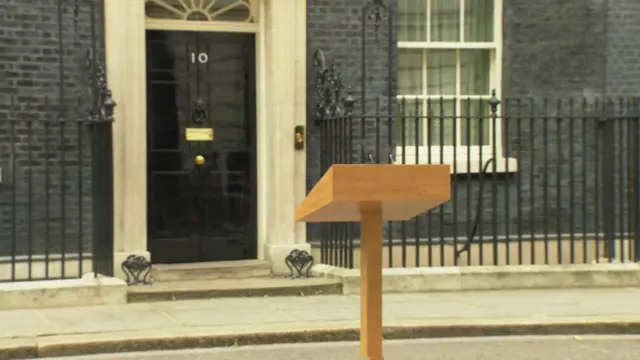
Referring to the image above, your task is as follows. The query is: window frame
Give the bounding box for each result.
[395,0,516,173]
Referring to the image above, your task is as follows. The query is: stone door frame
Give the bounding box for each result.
[104,0,307,276]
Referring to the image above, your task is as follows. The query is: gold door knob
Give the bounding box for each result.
[194,155,205,166]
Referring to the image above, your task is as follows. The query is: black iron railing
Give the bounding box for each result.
[0,106,114,282]
[310,93,640,268]
[0,0,114,282]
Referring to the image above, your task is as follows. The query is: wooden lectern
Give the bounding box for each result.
[296,164,451,360]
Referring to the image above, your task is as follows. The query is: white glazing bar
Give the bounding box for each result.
[399,42,496,49]
[455,49,461,146]
[459,0,465,42]
[426,0,431,42]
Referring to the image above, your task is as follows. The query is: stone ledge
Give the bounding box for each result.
[0,339,36,360]
[311,263,640,295]
[2,321,640,358]
[0,273,127,310]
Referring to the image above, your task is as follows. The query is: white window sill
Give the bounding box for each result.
[393,151,518,175]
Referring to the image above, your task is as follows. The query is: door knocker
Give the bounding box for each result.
[191,98,207,124]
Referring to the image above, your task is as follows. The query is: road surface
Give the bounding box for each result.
[39,335,640,360]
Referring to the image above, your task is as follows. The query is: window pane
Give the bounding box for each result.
[464,0,494,42]
[427,50,456,95]
[460,99,491,146]
[398,0,427,41]
[431,0,460,42]
[460,50,491,96]
[426,100,455,146]
[396,98,423,146]
[398,49,423,95]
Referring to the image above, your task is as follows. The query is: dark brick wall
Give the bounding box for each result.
[1,0,638,264]
[503,0,607,99]
[306,0,398,241]
[484,0,607,240]
[306,0,397,190]
[0,0,105,258]
[306,0,639,254]
[603,0,640,252]
[606,0,640,97]
[496,0,635,247]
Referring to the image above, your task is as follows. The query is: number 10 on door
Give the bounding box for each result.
[191,52,209,64]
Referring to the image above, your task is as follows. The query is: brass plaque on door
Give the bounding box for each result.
[185,128,214,141]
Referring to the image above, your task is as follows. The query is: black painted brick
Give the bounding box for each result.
[2,0,638,264]
[306,0,398,189]
[606,0,640,97]
[306,0,640,260]
[0,0,105,258]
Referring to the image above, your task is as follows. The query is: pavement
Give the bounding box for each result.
[2,287,640,359]
[40,336,640,360]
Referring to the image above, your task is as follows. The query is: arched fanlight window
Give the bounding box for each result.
[145,0,256,23]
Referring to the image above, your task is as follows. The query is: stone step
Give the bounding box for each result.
[151,260,272,282]
[127,277,343,303]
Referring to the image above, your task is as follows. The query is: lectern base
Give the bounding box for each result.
[359,202,384,360]
[295,164,451,360]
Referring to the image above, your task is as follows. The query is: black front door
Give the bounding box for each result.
[146,30,256,264]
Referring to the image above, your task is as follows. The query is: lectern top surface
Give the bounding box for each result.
[295,164,451,223]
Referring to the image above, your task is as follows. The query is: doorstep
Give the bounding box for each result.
[127,277,343,302]
[126,260,342,303]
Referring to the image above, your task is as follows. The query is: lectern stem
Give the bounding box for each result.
[360,202,383,360]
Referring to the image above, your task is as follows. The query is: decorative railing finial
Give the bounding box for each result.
[314,49,348,121]
[488,89,500,116]
[103,88,116,121]
[366,0,389,40]
[86,49,117,122]
[343,87,356,116]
